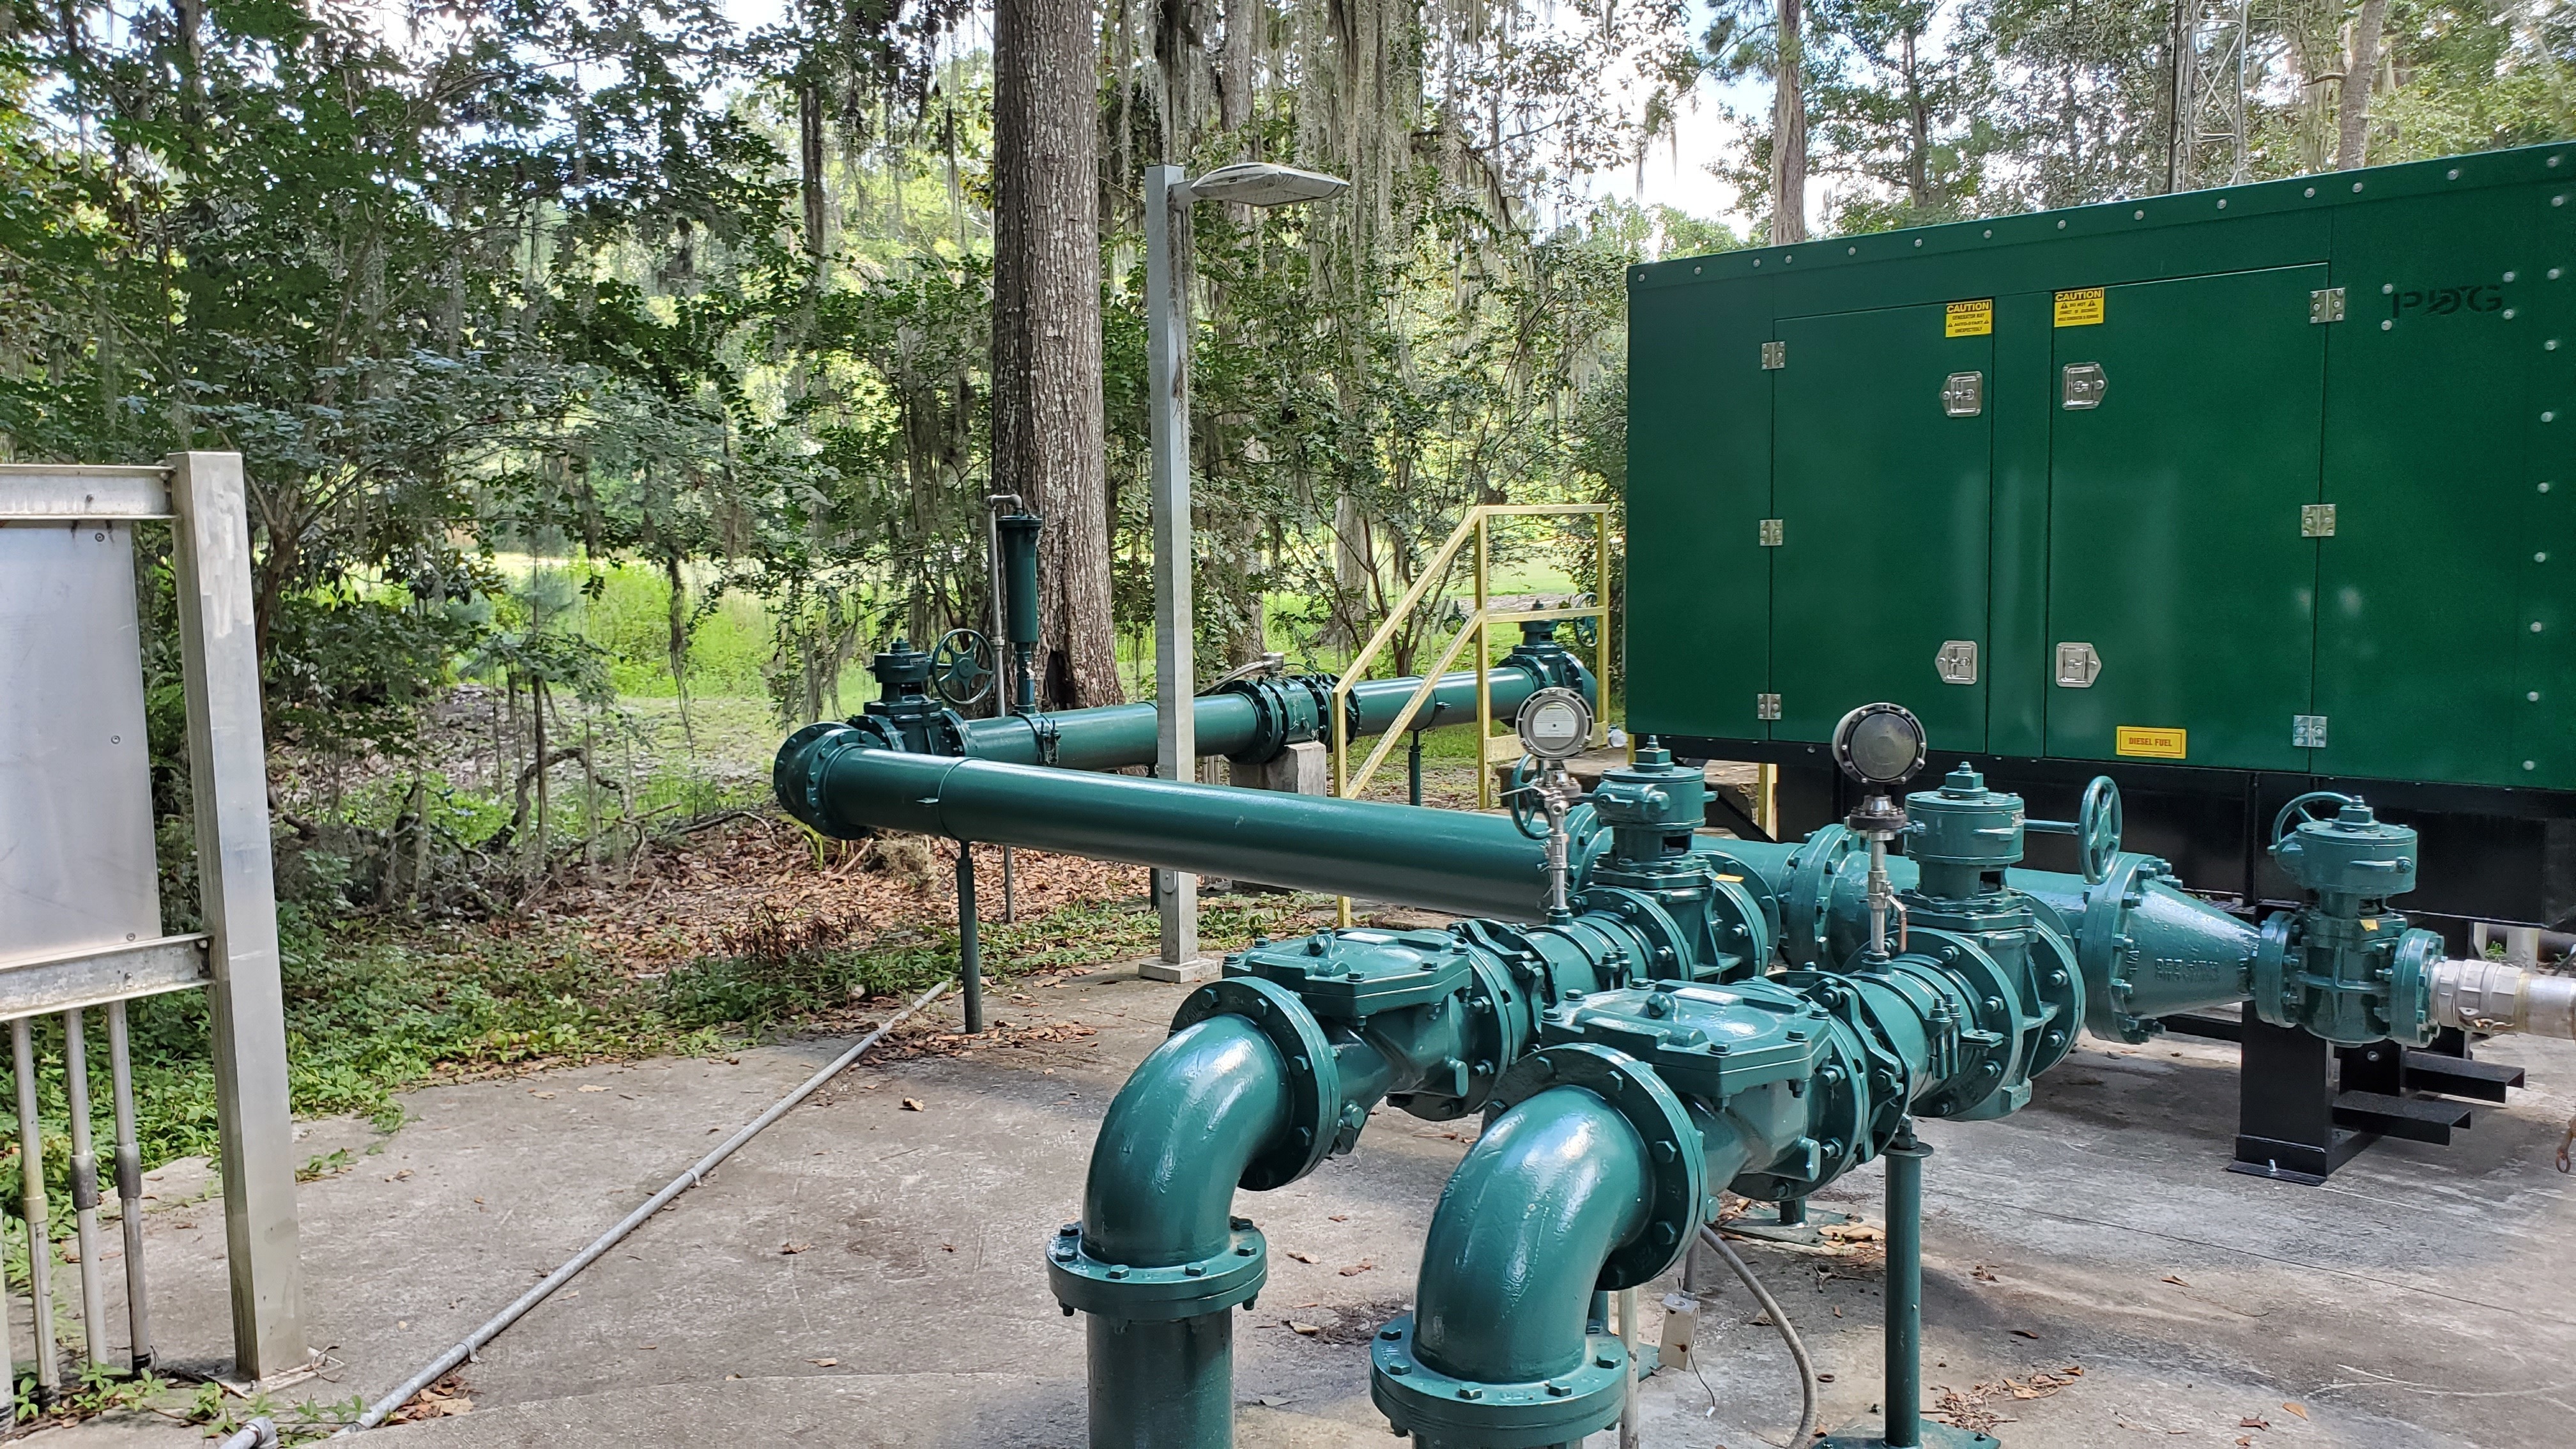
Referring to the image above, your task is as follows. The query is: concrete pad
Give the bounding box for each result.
[29,974,2576,1448]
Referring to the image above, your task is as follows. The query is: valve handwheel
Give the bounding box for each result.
[2270,790,2359,850]
[928,627,997,707]
[2077,775,2124,885]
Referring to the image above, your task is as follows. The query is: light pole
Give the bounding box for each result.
[1144,160,1347,977]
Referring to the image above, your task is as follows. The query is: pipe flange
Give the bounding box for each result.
[775,722,868,837]
[1569,887,1692,984]
[1170,977,1342,1190]
[2248,912,2299,1031]
[1045,1218,1267,1321]
[2078,851,2177,1042]
[1489,1043,1707,1289]
[2388,928,2442,1045]
[1781,825,1860,969]
[1370,1313,1629,1448]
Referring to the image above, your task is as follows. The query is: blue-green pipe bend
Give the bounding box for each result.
[781,737,1554,920]
[1080,1015,1289,1449]
[1411,1085,1652,1386]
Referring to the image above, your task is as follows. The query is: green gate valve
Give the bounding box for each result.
[2255,794,2443,1045]
[1169,978,1344,1190]
[1904,765,2027,901]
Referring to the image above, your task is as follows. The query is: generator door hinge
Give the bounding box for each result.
[2301,502,2337,538]
[2310,288,2347,324]
[2293,714,2329,748]
[1756,693,1782,721]
[1759,518,1784,547]
[1761,341,1786,370]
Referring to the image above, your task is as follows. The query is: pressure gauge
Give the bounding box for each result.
[1515,688,1593,762]
[1832,702,1929,787]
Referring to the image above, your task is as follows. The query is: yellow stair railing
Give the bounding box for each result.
[1328,502,1613,925]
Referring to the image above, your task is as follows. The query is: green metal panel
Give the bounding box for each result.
[1625,141,2576,793]
[1625,276,1774,740]
[1988,294,2057,757]
[1770,302,1993,747]
[2517,183,2576,783]
[2044,265,2328,770]
[2315,192,2538,785]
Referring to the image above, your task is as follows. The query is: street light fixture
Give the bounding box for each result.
[1144,158,1349,979]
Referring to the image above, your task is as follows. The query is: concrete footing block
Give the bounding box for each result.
[1137,956,1220,983]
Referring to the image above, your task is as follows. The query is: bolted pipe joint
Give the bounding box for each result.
[1374,1045,1703,1448]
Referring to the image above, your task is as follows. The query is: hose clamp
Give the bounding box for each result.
[1045,1217,1267,1321]
[1489,1043,1708,1289]
[1370,1312,1630,1448]
[1170,977,1342,1190]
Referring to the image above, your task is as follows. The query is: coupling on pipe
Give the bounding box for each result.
[2430,956,2576,1038]
[1372,1045,1705,1448]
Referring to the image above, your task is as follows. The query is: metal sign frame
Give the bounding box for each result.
[0,454,305,1381]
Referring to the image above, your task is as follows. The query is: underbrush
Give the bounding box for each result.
[1,889,1319,1204]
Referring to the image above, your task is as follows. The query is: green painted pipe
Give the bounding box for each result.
[1080,1015,1289,1449]
[946,652,1576,769]
[779,735,1554,920]
[1410,1085,1652,1390]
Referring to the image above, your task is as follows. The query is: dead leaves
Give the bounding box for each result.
[781,1242,811,1255]
[388,1372,473,1423]
[900,1098,926,1112]
[1929,1366,2085,1434]
[1337,1259,1376,1277]
[1285,1250,1318,1264]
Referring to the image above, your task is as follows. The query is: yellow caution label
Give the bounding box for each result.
[2055,287,2106,326]
[1945,298,1994,337]
[2115,725,2187,760]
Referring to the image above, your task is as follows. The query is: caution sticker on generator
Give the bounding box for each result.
[1945,298,1994,337]
[2054,288,2106,326]
[2115,725,2186,760]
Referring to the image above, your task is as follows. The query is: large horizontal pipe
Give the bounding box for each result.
[853,620,1592,771]
[778,730,1553,920]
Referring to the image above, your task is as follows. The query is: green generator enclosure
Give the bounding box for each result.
[1627,144,2576,927]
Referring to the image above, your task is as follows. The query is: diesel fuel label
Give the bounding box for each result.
[1945,298,1994,337]
[2054,288,2105,326]
[2115,725,2187,760]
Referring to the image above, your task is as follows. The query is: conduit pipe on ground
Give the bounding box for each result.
[217,1418,279,1449]
[331,977,952,1435]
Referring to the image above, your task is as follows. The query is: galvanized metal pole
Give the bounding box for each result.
[167,450,306,1379]
[107,1000,152,1370]
[958,847,985,1034]
[13,1018,57,1404]
[1146,164,1200,969]
[1884,1121,1929,1448]
[62,1008,110,1367]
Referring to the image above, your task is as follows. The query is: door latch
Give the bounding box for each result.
[2055,642,2102,687]
[2061,363,2108,410]
[1942,372,1984,417]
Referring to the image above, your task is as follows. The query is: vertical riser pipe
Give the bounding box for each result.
[1088,1316,1232,1449]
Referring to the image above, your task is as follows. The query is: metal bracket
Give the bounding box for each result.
[2293,714,2329,749]
[1756,693,1782,721]
[2061,362,2108,410]
[1941,371,1984,417]
[2301,502,2337,538]
[1935,640,1979,685]
[2310,287,2347,324]
[1761,341,1786,370]
[1758,518,1784,547]
[2054,642,2102,688]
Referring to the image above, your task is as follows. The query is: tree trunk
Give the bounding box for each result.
[992,0,1120,707]
[1903,28,1930,210]
[799,78,829,276]
[1772,0,1807,244]
[2336,0,2387,172]
[1220,0,1255,134]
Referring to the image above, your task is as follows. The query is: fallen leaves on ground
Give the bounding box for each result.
[808,1357,838,1367]
[388,1371,473,1422]
[781,1242,811,1255]
[1287,1321,1321,1336]
[1285,1250,1318,1264]
[2281,1403,2308,1420]
[1338,1259,1375,1276]
[900,1098,925,1111]
[1930,1366,2086,1433]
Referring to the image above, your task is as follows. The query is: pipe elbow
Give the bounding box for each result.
[1412,1085,1651,1384]
[1081,1015,1291,1269]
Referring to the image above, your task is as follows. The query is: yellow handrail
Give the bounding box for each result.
[1328,502,1614,926]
